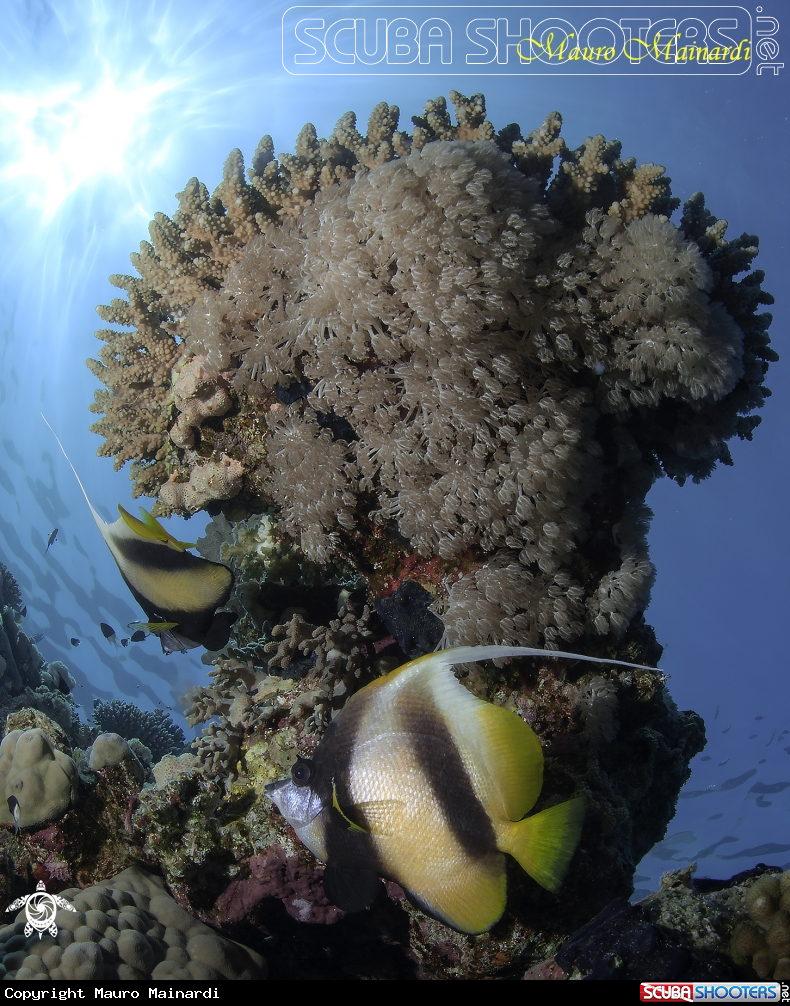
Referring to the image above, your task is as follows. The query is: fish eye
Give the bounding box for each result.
[291,758,314,787]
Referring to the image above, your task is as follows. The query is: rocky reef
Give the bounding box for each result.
[0,561,88,746]
[0,90,776,980]
[523,863,790,981]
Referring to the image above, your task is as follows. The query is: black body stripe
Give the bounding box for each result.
[111,538,233,643]
[315,686,385,906]
[113,536,232,587]
[402,692,497,859]
[122,576,214,644]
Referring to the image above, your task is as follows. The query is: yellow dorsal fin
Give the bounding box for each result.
[117,505,196,552]
[332,782,367,834]
[138,508,196,551]
[470,702,544,821]
[497,797,585,893]
[118,505,168,542]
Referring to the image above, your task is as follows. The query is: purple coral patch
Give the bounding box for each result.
[215,846,345,925]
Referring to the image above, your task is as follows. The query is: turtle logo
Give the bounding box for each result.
[6,880,76,939]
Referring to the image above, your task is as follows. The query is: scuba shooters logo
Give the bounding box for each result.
[282,6,753,75]
[5,880,76,939]
[640,983,790,1001]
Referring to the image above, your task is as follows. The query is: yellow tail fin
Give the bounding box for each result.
[498,797,585,893]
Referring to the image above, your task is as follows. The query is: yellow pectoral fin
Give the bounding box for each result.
[348,800,404,837]
[332,782,367,834]
[498,797,585,893]
[132,621,178,633]
[331,785,402,836]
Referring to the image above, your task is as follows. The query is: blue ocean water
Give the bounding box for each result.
[0,0,787,907]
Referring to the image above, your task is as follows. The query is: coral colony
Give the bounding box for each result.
[0,93,775,979]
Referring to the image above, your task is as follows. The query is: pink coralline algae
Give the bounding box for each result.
[215,846,345,925]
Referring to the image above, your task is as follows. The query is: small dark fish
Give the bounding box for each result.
[719,760,729,766]
[700,756,712,762]
[19,605,26,618]
[130,630,147,643]
[755,715,765,721]
[45,528,58,553]
[120,637,130,647]
[100,622,117,645]
[30,630,45,644]
[722,726,731,734]
[713,704,720,721]
[7,796,20,836]
[748,734,758,740]
[49,665,71,696]
[70,637,80,647]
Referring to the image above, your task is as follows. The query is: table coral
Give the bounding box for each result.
[89,90,773,659]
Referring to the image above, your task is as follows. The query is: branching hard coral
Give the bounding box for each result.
[186,674,318,781]
[264,604,373,682]
[91,701,185,762]
[184,605,374,782]
[90,91,774,657]
[191,721,245,781]
[184,657,282,731]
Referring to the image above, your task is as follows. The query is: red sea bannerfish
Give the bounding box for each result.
[266,644,660,934]
[43,417,236,654]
